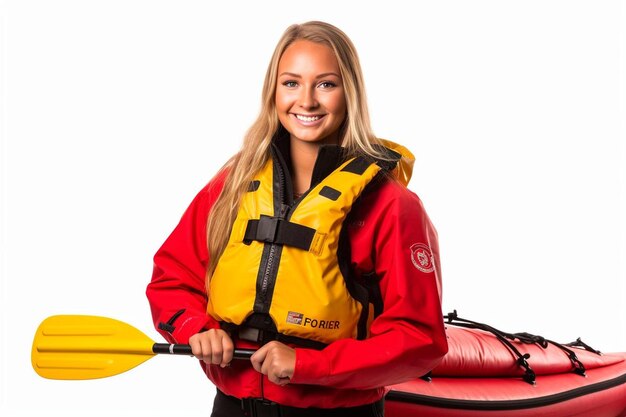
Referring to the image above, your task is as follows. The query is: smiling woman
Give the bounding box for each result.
[146,20,447,417]
[4,2,623,416]
[275,40,348,195]
[275,40,347,145]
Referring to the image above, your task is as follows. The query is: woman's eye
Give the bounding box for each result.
[283,81,298,88]
[319,81,336,89]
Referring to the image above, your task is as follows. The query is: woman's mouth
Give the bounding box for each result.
[292,113,326,126]
[296,114,322,122]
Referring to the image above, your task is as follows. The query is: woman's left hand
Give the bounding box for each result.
[250,341,295,386]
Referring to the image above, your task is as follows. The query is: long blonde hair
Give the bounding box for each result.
[206,21,388,284]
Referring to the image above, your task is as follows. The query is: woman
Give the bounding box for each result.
[147,21,447,417]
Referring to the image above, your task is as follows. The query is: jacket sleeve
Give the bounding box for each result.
[145,172,226,345]
[289,181,448,389]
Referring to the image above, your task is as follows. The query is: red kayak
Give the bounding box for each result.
[385,312,626,417]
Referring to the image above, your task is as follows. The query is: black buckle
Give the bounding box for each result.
[241,397,282,417]
[238,327,279,345]
[256,215,280,243]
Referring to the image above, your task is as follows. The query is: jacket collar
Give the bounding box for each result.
[271,129,347,195]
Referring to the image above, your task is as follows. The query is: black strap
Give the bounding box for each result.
[220,321,328,350]
[244,215,316,250]
[362,271,384,318]
[274,332,328,350]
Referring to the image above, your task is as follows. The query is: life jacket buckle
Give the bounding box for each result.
[256,215,280,243]
[238,326,279,345]
[238,326,261,343]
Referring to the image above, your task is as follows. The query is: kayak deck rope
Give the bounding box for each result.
[565,337,602,355]
[444,310,602,385]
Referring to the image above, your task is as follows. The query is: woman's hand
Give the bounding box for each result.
[250,341,295,386]
[188,328,234,368]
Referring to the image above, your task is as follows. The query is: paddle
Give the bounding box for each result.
[31,315,255,380]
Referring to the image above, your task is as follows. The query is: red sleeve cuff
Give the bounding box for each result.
[290,348,330,384]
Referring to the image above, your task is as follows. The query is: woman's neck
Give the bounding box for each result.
[289,140,320,196]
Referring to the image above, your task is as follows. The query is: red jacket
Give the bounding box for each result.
[146,145,448,408]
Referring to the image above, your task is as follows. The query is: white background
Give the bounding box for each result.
[2,1,625,415]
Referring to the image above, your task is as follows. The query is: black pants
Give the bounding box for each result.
[211,389,384,417]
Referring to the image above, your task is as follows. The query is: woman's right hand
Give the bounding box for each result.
[188,328,234,368]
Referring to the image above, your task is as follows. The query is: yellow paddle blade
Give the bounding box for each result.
[32,315,156,380]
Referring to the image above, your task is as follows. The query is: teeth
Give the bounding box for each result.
[296,114,321,122]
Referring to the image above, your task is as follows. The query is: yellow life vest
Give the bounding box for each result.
[207,143,407,345]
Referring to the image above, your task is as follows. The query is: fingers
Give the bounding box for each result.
[188,329,234,367]
[250,341,295,386]
[250,343,267,374]
[187,332,295,385]
[220,332,234,365]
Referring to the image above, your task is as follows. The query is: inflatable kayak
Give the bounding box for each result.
[385,311,626,417]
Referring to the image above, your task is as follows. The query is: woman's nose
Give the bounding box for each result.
[298,87,319,109]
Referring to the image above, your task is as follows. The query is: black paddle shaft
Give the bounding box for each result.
[152,343,255,360]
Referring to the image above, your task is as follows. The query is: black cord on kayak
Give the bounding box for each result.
[444,311,536,385]
[444,310,592,381]
[565,337,602,355]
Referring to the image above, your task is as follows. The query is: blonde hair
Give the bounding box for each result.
[206,21,388,283]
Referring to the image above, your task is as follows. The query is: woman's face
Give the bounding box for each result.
[275,40,347,146]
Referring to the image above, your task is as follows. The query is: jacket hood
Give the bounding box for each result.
[379,138,415,187]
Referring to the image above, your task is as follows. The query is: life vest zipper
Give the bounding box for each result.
[260,245,277,301]
[254,148,290,313]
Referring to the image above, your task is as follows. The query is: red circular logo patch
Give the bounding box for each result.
[410,243,434,273]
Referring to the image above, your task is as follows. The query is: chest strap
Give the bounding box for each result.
[243,215,316,251]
